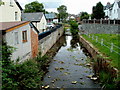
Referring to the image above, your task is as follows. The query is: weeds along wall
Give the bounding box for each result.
[81,23,120,34]
[38,26,64,56]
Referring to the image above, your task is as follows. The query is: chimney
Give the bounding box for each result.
[107,2,110,5]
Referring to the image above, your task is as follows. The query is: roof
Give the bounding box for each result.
[45,13,56,19]
[104,3,113,10]
[0,21,29,31]
[29,22,39,34]
[118,1,120,8]
[14,0,23,11]
[22,12,44,22]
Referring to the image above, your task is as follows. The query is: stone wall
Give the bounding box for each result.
[82,23,120,34]
[39,26,64,56]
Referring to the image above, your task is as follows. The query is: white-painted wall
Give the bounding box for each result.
[111,1,119,19]
[53,19,58,23]
[104,0,120,19]
[33,15,47,33]
[0,0,21,22]
[5,24,32,62]
[39,15,47,33]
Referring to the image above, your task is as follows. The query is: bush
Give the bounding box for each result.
[69,20,79,35]
[2,42,49,89]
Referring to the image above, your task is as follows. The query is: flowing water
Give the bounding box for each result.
[43,34,101,88]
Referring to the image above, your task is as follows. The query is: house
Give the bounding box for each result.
[104,0,120,19]
[0,0,22,22]
[111,0,120,19]
[45,13,58,23]
[66,14,76,21]
[1,21,39,62]
[104,2,113,19]
[22,12,47,33]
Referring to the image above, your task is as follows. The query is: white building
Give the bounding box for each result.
[104,0,120,19]
[22,12,47,33]
[1,21,39,62]
[0,0,22,22]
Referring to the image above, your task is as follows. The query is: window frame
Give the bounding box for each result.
[15,12,18,21]
[14,32,19,45]
[22,30,27,43]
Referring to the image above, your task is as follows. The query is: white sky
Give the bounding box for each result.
[18,0,115,14]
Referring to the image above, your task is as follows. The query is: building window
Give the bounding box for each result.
[22,31,27,43]
[15,32,19,44]
[114,10,115,13]
[117,9,119,13]
[10,0,13,6]
[15,12,18,21]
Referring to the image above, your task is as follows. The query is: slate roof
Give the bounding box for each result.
[118,1,120,8]
[0,21,28,31]
[22,12,44,22]
[45,13,56,19]
[104,3,113,10]
[0,21,39,34]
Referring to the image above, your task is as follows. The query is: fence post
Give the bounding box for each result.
[108,19,110,24]
[92,35,94,40]
[101,38,103,46]
[89,34,90,38]
[96,36,98,42]
[94,18,96,24]
[114,20,116,24]
[110,43,113,53]
[100,18,103,24]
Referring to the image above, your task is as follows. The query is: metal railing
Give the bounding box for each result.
[38,24,62,40]
[83,19,120,25]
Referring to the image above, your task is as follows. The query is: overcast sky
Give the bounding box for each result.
[18,0,115,14]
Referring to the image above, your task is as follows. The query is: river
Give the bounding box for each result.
[43,34,101,88]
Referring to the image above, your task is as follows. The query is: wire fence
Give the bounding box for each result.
[83,33,120,55]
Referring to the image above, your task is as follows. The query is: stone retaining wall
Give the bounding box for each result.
[39,26,64,56]
[82,24,120,34]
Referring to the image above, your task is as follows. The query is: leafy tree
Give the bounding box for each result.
[24,1,45,13]
[57,5,68,22]
[2,41,48,89]
[69,20,78,36]
[80,12,89,21]
[91,2,105,19]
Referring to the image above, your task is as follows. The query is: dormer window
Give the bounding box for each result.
[10,0,13,7]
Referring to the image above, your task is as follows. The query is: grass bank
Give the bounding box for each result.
[81,34,120,88]
[82,34,120,69]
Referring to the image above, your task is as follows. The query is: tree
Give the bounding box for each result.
[80,12,89,21]
[57,5,68,22]
[24,1,45,13]
[91,2,105,19]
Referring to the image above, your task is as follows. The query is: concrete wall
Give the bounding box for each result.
[82,23,120,34]
[39,26,64,56]
[0,0,21,22]
[5,24,31,62]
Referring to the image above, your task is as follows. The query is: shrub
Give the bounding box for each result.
[69,20,79,35]
[2,42,49,89]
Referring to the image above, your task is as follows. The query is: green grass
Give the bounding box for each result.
[81,34,120,69]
